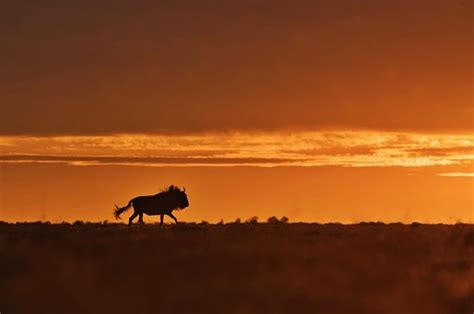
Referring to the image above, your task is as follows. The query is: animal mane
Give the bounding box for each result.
[154,185,188,210]
[157,185,181,195]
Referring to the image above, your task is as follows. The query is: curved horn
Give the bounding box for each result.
[182,187,186,192]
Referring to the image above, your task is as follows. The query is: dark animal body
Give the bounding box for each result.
[114,185,189,226]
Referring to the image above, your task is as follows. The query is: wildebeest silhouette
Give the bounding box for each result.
[114,185,189,226]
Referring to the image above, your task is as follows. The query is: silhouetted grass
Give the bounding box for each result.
[0,222,472,314]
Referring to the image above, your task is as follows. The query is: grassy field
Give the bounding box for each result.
[0,222,472,314]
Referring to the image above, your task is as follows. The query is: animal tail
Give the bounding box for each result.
[114,200,133,219]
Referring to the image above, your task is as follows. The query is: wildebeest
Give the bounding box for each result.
[114,185,189,226]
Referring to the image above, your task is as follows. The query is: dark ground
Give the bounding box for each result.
[0,222,472,314]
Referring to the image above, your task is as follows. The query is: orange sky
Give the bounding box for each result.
[1,162,472,223]
[0,1,472,223]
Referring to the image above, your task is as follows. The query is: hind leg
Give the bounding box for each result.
[139,213,145,225]
[128,211,139,227]
[160,214,164,225]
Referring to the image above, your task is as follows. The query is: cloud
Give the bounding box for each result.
[438,173,474,177]
[1,131,472,168]
[0,154,301,167]
[0,1,472,135]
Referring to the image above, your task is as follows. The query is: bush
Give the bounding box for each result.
[267,216,280,224]
[267,216,289,224]
[246,216,258,224]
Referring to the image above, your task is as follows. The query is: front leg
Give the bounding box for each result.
[168,213,178,224]
[160,214,164,225]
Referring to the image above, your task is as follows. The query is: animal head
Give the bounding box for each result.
[165,185,189,210]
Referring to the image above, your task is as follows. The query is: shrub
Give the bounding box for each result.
[267,216,280,224]
[246,216,258,224]
[267,216,289,224]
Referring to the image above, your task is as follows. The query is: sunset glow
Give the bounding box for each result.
[1,1,473,312]
[0,0,472,223]
[1,132,473,169]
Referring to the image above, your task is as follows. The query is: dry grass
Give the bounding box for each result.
[0,222,473,314]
